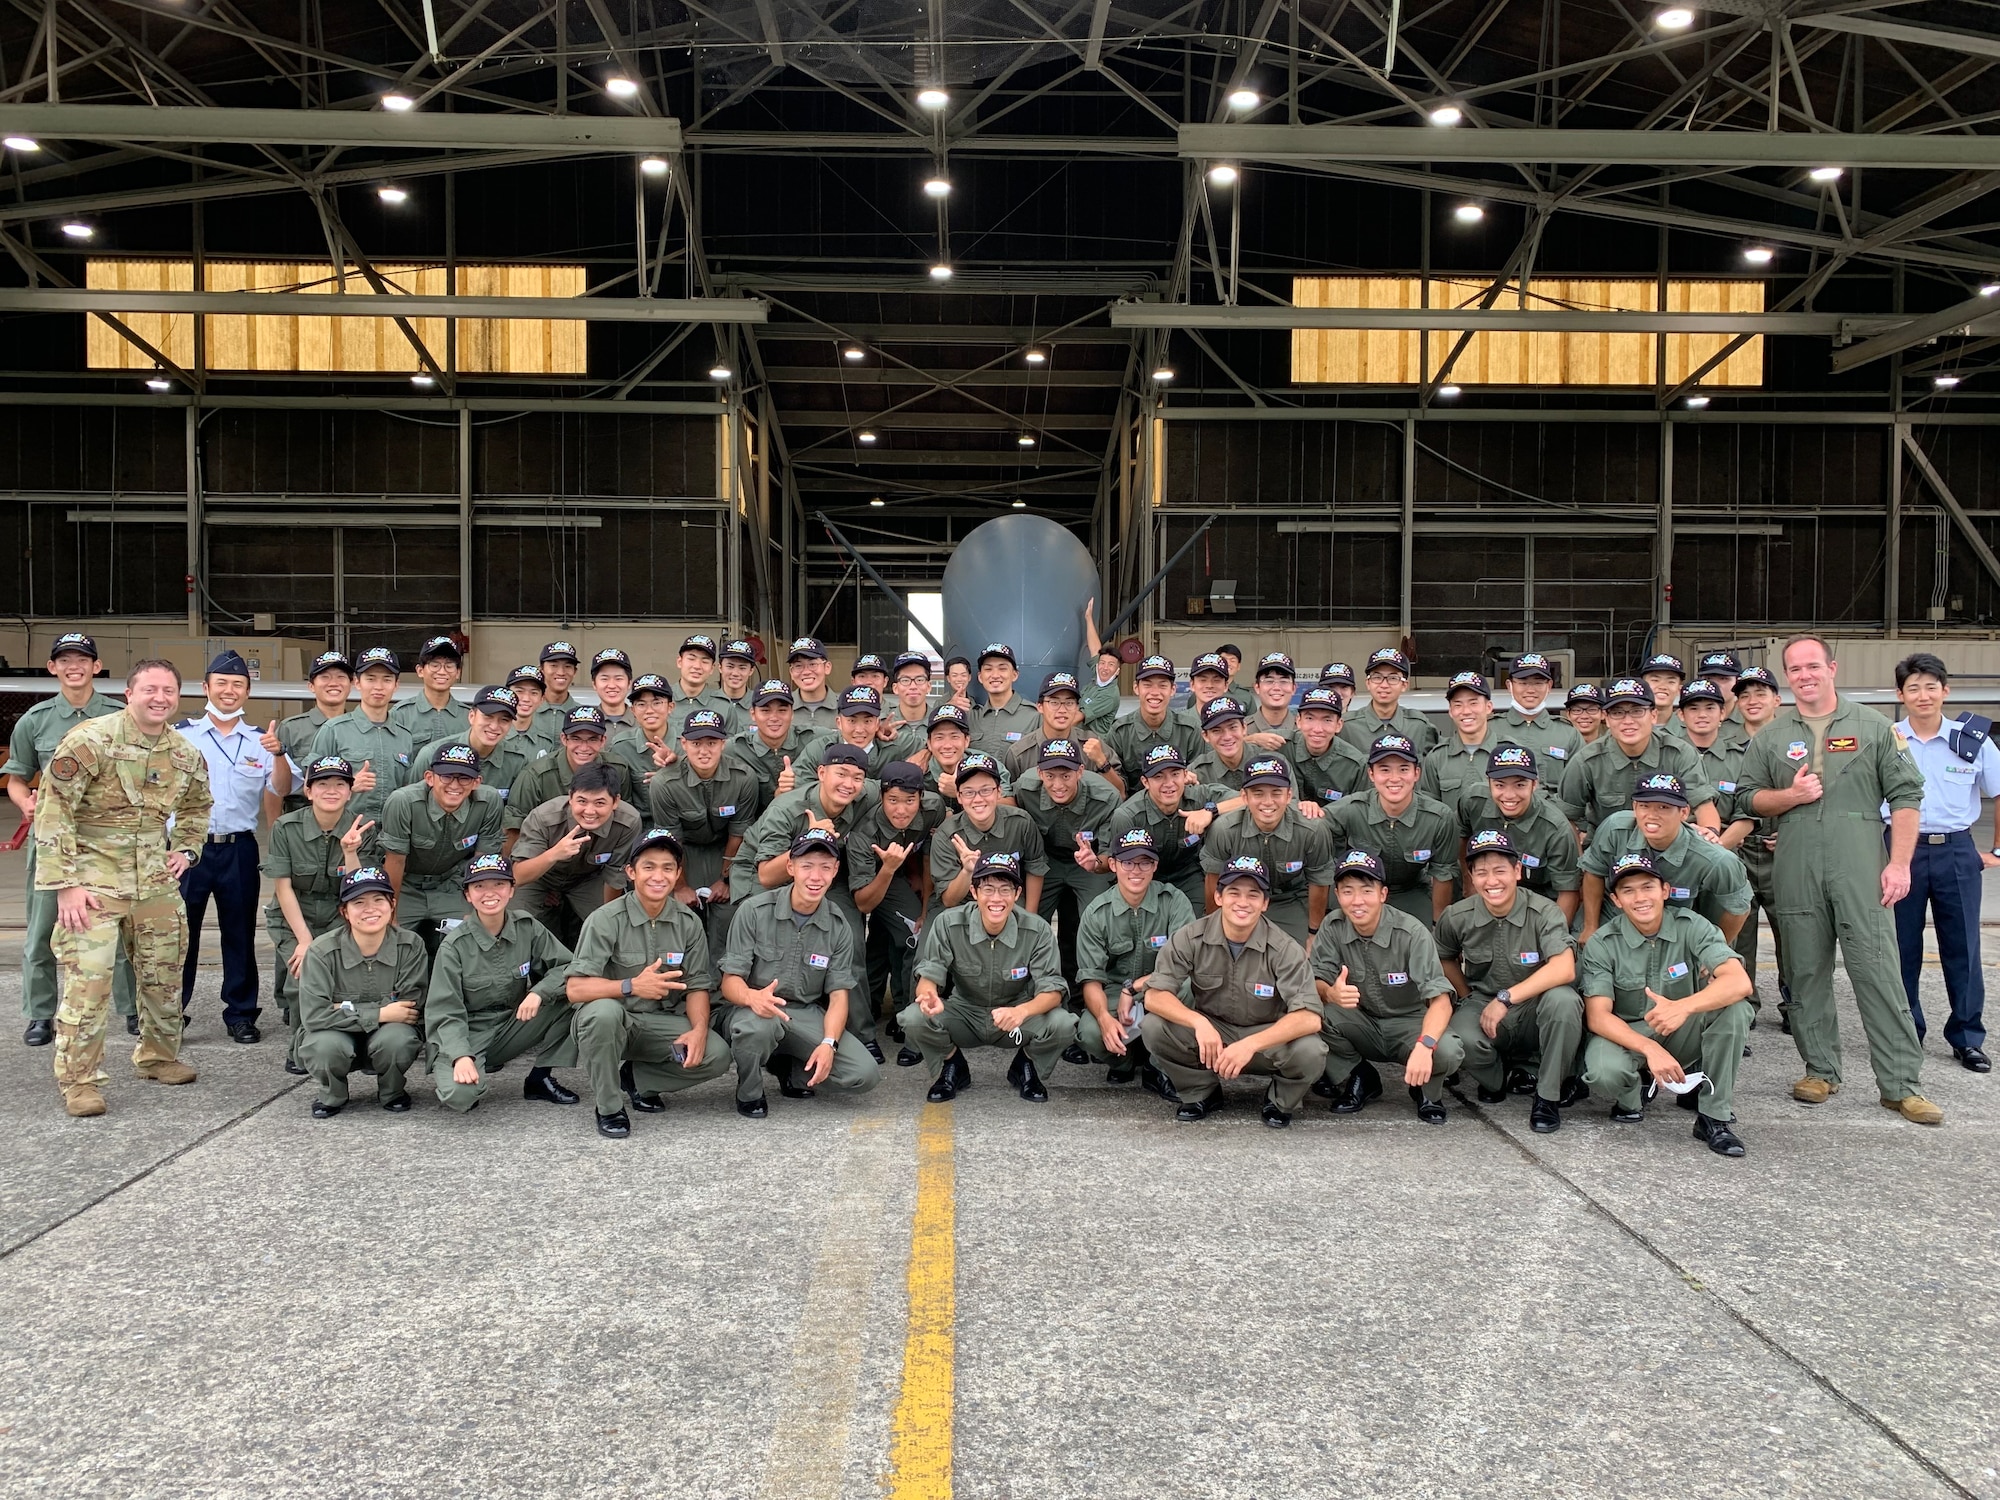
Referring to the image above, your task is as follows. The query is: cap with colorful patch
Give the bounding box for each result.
[679,633,719,658]
[627,827,685,862]
[851,653,891,678]
[1298,686,1345,716]
[1189,652,1230,679]
[304,754,355,786]
[354,647,401,676]
[976,642,1017,668]
[1698,650,1743,678]
[1365,647,1412,676]
[1133,654,1177,683]
[786,636,828,662]
[1036,738,1083,769]
[1632,772,1690,808]
[306,650,352,680]
[338,866,395,903]
[461,852,514,886]
[1319,661,1356,688]
[838,685,883,716]
[1678,679,1726,708]
[1640,652,1686,678]
[1199,696,1248,730]
[1254,652,1296,678]
[1485,744,1538,780]
[470,685,519,717]
[1509,652,1555,681]
[1140,743,1187,777]
[1736,666,1780,692]
[590,647,633,676]
[891,651,932,678]
[1240,756,1293,790]
[680,709,728,740]
[49,631,98,661]
[1607,850,1663,889]
[1334,848,1388,884]
[1039,670,1082,699]
[1465,829,1520,863]
[562,704,609,736]
[428,742,482,777]
[1367,733,1420,765]
[1602,678,1652,709]
[1215,855,1270,891]
[927,702,971,733]
[721,638,759,664]
[506,663,546,688]
[630,673,675,701]
[1111,827,1160,862]
[417,634,462,664]
[753,679,796,707]
[540,640,581,665]
[789,826,845,861]
[1566,682,1605,707]
[956,750,1004,785]
[1446,670,1491,700]
[970,851,1024,886]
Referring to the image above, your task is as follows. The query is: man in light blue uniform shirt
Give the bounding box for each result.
[1891,651,2000,1073]
[176,650,277,1043]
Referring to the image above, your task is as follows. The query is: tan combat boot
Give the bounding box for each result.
[1880,1094,1944,1125]
[1791,1076,1838,1104]
[64,1085,107,1118]
[137,1058,197,1085]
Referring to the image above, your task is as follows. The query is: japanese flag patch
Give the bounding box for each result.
[1521,854,1541,868]
[457,834,479,849]
[1408,849,1432,862]
[1547,746,1567,759]
[1670,886,1692,901]
[1718,781,1738,793]
[1251,982,1276,998]
[1667,961,1690,979]
[1009,965,1030,979]
[1322,789,1343,801]
[592,851,615,864]
[1148,933,1168,948]
[1281,860,1305,873]
[806,952,830,969]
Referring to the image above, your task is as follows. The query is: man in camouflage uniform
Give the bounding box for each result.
[34,658,211,1116]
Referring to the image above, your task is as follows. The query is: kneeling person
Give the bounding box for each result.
[564,830,733,1137]
[1073,828,1195,1092]
[1580,852,1754,1156]
[718,829,882,1117]
[426,853,581,1114]
[1312,850,1461,1123]
[1437,831,1583,1133]
[296,866,428,1118]
[904,853,1074,1103]
[1139,855,1325,1127]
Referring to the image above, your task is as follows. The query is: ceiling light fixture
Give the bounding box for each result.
[4,136,41,151]
[929,263,953,281]
[411,373,435,387]
[1453,203,1484,224]
[1226,88,1260,111]
[639,156,669,177]
[1010,499,1026,508]
[858,430,878,443]
[870,497,886,507]
[381,93,414,112]
[1685,394,1710,408]
[1151,366,1175,383]
[1023,348,1046,365]
[1428,105,1463,127]
[1655,7,1695,30]
[1017,434,1035,447]
[60,221,92,239]
[1934,375,1961,389]
[377,185,408,205]
[1809,165,1843,183]
[843,345,865,361]
[1437,384,1462,398]
[917,87,949,109]
[1207,163,1239,186]
[146,374,172,393]
[606,76,639,98]
[1742,245,1774,264]
[1981,283,2000,296]
[924,175,952,198]
[709,363,733,381]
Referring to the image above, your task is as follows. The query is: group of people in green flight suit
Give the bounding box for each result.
[20,620,1953,1152]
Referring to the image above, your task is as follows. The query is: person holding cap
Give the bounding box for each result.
[309,647,419,834]
[1010,737,1122,979]
[379,742,506,956]
[1139,855,1325,1127]
[588,648,636,729]
[847,760,945,1060]
[729,679,822,815]
[717,639,761,721]
[1638,652,1687,731]
[418,685,533,802]
[1103,655,1204,783]
[1311,848,1460,1122]
[1290,686,1368,812]
[175,649,277,1043]
[562,830,733,1135]
[1339,648,1438,757]
[1437,831,1584,1133]
[506,705,621,837]
[1245,653,1300,748]
[906,852,1074,1104]
[506,664,556,755]
[1457,745,1582,921]
[1558,678,1720,839]
[1418,671,1502,810]
[1188,696,1257,791]
[646,707,761,952]
[427,851,583,1114]
[390,636,470,740]
[921,702,1010,809]
[1324,734,1461,922]
[793,686,897,780]
[1578,851,1753,1156]
[1072,828,1193,1092]
[785,637,839,734]
[263,754,379,1073]
[271,650,353,815]
[931,750,1048,914]
[669,633,744,738]
[1199,757,1335,944]
[296,866,429,1118]
[970,643,1042,757]
[1099,744,1224,911]
[718,828,882,1116]
[538,641,582,714]
[6,632,137,1047]
[1578,773,1752,945]
[1565,683,1606,745]
[1003,672,1118,791]
[509,763,641,945]
[1495,654,1583,769]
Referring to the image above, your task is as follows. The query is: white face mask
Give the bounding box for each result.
[1649,1070,1711,1098]
[205,700,245,724]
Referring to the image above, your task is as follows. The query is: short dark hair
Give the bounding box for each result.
[571,762,620,796]
[1895,651,1950,688]
[126,658,181,691]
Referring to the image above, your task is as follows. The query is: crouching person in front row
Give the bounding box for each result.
[718,828,882,1118]
[1580,851,1754,1157]
[297,866,428,1119]
[904,852,1075,1104]
[1072,827,1192,1098]
[1139,855,1327,1128]
[426,852,582,1114]
[563,828,733,1138]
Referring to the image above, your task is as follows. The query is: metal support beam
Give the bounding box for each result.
[1900,429,2000,596]
[1102,514,1216,640]
[1798,15,2000,65]
[1179,124,2000,170]
[1657,417,1674,629]
[185,404,201,634]
[0,289,768,323]
[1399,419,1415,642]
[1112,304,1968,336]
[1829,290,2000,373]
[813,513,946,655]
[0,104,684,153]
[1887,421,1904,638]
[458,407,473,631]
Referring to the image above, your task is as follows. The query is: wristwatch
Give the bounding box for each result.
[1494,989,1515,1009]
[619,977,634,998]
[815,1036,837,1050]
[1418,1034,1438,1051]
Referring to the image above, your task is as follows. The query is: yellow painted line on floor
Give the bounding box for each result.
[887,1102,956,1500]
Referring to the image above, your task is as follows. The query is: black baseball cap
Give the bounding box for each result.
[1039,671,1082,700]
[1602,678,1652,709]
[417,635,461,665]
[891,651,932,679]
[461,852,514,887]
[1486,744,1538,780]
[679,634,719,658]
[470,685,519,718]
[927,703,971,734]
[1036,738,1083,770]
[1698,651,1743,679]
[970,851,1024,887]
[819,742,871,771]
[1633,772,1690,808]
[1139,744,1187,778]
[49,632,98,661]
[1334,848,1388,885]
[1567,682,1605,708]
[681,709,729,740]
[628,827,685,862]
[1254,652,1296,679]
[562,704,609,737]
[1365,647,1412,677]
[540,640,581,665]
[631,673,675,701]
[306,650,351,680]
[851,653,891,679]
[304,754,355,786]
[338,867,395,903]
[1134,654,1176,683]
[354,647,400,676]
[590,648,632,676]
[1736,666,1780,692]
[506,663,545,689]
[1298,686,1345,717]
[721,639,759,665]
[428,743,482,778]
[1465,829,1521,864]
[879,760,925,792]
[1640,653,1686,678]
[1509,653,1556,681]
[789,827,844,861]
[1367,733,1420,765]
[1607,851,1664,890]
[977,643,1017,669]
[1319,662,1356,689]
[1240,757,1293,790]
[753,679,795,708]
[838,685,883,717]
[1446,671,1491,701]
[1199,696,1247,731]
[956,750,1004,786]
[1215,855,1270,891]
[1679,680,1726,708]
[787,636,828,662]
[1111,828,1160,862]
[1190,652,1230,680]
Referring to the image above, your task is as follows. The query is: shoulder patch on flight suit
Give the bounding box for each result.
[49,755,80,781]
[1826,737,1858,753]
[1786,741,1809,760]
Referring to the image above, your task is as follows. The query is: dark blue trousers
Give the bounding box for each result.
[179,835,262,1025]
[1893,831,1986,1051]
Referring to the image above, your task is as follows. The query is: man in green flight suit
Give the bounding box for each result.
[1493,653,1584,770]
[295,865,428,1118]
[1103,655,1204,783]
[308,647,418,834]
[645,706,760,952]
[1735,633,1940,1124]
[928,750,1048,914]
[1456,744,1582,920]
[417,685,533,804]
[1338,647,1438,757]
[1323,733,1460,922]
[1098,744,1222,912]
[1578,773,1751,944]
[1198,756,1335,944]
[1579,851,1753,1156]
[263,754,377,1073]
[1073,827,1194,1094]
[1009,738,1121,978]
[729,679,822,814]
[379,742,506,955]
[505,704,619,836]
[1557,677,1720,838]
[5,632,137,1045]
[1418,671,1503,810]
[508,762,640,945]
[390,635,471,741]
[1288,686,1369,812]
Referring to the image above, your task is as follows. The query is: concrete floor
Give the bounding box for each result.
[0,851,1996,1499]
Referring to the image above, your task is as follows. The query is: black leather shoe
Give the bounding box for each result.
[779,1063,816,1100]
[381,1095,412,1113]
[1015,1056,1048,1103]
[628,1089,665,1113]
[22,1018,53,1047]
[925,1076,957,1103]
[1061,1042,1089,1065]
[310,1100,344,1120]
[1140,1065,1178,1102]
[1105,1062,1137,1085]
[737,1096,769,1118]
[1742,1043,1752,1058]
[1330,1071,1368,1115]
[1261,1100,1292,1129]
[125,1014,141,1037]
[523,1068,580,1105]
[885,1018,905,1043]
[946,1051,972,1090]
[284,1058,308,1076]
[596,1110,631,1139]
[1310,1074,1336,1098]
[1955,1046,1992,1073]
[864,1040,885,1064]
[1007,1049,1027,1088]
[896,1046,923,1068]
[227,1021,261,1045]
[1693,1113,1746,1157]
[1559,1075,1591,1108]
[1416,1096,1447,1124]
[1175,1090,1222,1123]
[1356,1060,1384,1100]
[1609,1103,1644,1123]
[1530,1097,1561,1133]
[1506,1067,1536,1096]
[1476,1084,1508,1104]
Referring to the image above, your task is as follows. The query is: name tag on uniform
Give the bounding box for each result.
[1009,965,1030,979]
[1322,789,1342,801]
[1718,781,1737,792]
[1786,741,1809,761]
[397,753,411,765]
[1148,933,1168,948]
[439,918,463,932]
[1667,961,1690,979]
[1409,849,1431,862]
[1519,951,1540,964]
[1251,982,1275,998]
[717,805,736,817]
[1547,746,1567,759]
[1521,854,1541,868]
[1386,971,1409,985]
[1182,833,1201,846]
[664,950,685,965]
[517,961,532,977]
[1281,860,1304,873]
[1004,732,1023,742]
[457,834,479,849]
[1827,737,1858,753]
[591,851,615,864]
[807,953,830,969]
[1670,886,1693,901]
